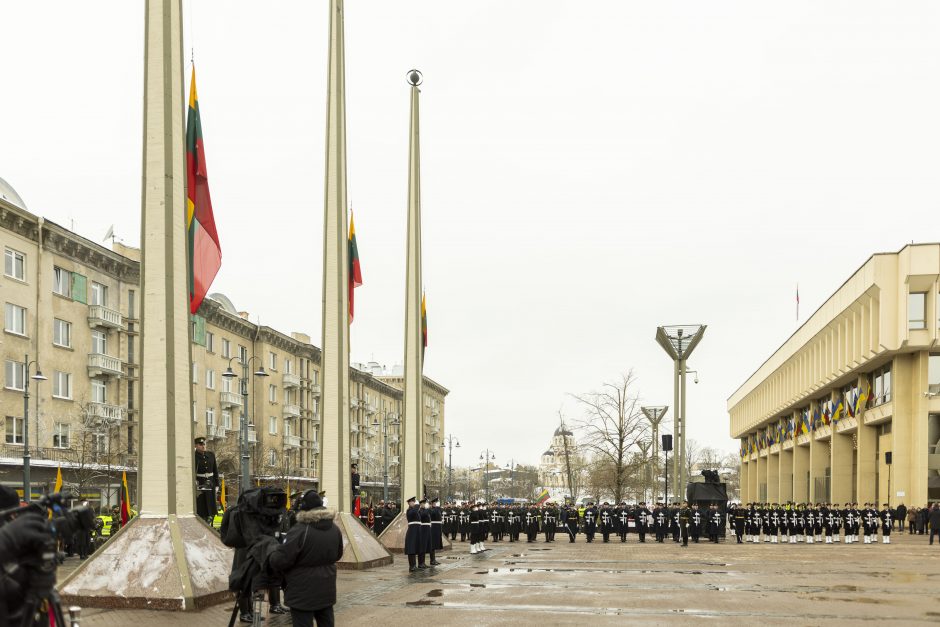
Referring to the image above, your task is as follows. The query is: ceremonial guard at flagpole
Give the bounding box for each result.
[194,437,219,524]
[429,497,443,565]
[404,496,422,572]
[418,498,432,566]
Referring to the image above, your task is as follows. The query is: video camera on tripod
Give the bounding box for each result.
[0,490,96,627]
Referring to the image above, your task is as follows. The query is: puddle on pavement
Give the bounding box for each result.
[470,584,485,588]
[426,589,444,598]
[830,585,858,592]
[405,599,441,607]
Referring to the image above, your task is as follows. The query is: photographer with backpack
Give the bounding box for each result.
[266,490,343,627]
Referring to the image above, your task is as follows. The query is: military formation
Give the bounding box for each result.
[728,502,897,544]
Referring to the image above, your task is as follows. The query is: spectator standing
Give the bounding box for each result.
[268,490,343,627]
[929,504,940,546]
[896,503,907,531]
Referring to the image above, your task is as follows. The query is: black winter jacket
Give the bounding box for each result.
[267,508,343,611]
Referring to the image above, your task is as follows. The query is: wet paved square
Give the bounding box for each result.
[64,531,940,625]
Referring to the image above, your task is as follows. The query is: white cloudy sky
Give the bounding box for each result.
[2,2,939,468]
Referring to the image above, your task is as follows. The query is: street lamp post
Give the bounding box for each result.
[641,406,668,503]
[223,356,268,495]
[443,435,459,500]
[479,449,495,503]
[21,354,47,503]
[373,411,401,503]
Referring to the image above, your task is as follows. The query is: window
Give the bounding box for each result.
[53,318,71,348]
[52,371,72,399]
[206,369,216,390]
[284,359,292,375]
[5,416,23,444]
[127,380,135,410]
[238,345,248,365]
[284,388,292,405]
[269,384,277,403]
[206,331,215,353]
[90,281,108,307]
[53,267,71,296]
[284,420,292,437]
[221,338,231,358]
[222,410,233,430]
[91,379,107,404]
[53,423,70,448]
[872,364,892,406]
[267,450,277,466]
[4,360,24,391]
[909,292,926,330]
[312,370,319,385]
[128,290,136,319]
[930,354,940,395]
[5,303,26,335]
[91,330,107,354]
[269,416,278,434]
[222,377,233,393]
[192,362,198,384]
[127,335,135,363]
[206,407,216,426]
[269,352,277,371]
[4,248,25,281]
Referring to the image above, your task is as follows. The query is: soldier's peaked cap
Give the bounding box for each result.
[194,437,206,444]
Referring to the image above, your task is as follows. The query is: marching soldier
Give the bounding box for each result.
[671,503,681,543]
[563,504,579,542]
[459,503,471,543]
[636,502,651,543]
[583,502,598,543]
[655,503,668,543]
[599,503,614,543]
[508,504,522,542]
[733,503,746,543]
[193,437,219,524]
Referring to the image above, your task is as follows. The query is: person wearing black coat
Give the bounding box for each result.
[403,497,422,571]
[266,490,343,627]
[429,497,443,566]
[418,498,432,568]
[929,505,940,545]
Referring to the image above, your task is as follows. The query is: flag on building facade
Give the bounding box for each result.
[186,66,222,315]
[120,471,131,526]
[348,213,363,323]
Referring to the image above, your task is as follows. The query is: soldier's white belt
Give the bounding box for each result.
[408,521,420,525]
[196,473,214,478]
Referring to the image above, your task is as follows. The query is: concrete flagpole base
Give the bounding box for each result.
[377,512,452,554]
[334,511,394,569]
[59,515,233,610]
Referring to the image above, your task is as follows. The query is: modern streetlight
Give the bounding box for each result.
[479,449,495,503]
[21,354,46,503]
[442,435,459,501]
[372,411,401,502]
[655,325,706,498]
[641,406,668,503]
[223,355,268,494]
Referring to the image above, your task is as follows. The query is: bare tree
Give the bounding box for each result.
[685,439,724,479]
[570,371,649,505]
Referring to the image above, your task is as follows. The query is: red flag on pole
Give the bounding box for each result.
[354,496,361,517]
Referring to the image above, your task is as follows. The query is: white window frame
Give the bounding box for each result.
[91,379,107,404]
[284,359,292,375]
[269,352,277,371]
[222,377,233,393]
[53,318,71,348]
[53,422,70,449]
[222,410,233,430]
[269,384,277,403]
[52,371,72,400]
[4,248,25,281]
[221,338,231,358]
[4,360,25,391]
[909,291,927,330]
[91,330,107,355]
[206,369,215,390]
[205,331,214,353]
[206,407,216,426]
[52,267,71,296]
[90,281,108,307]
[192,362,198,384]
[267,449,277,466]
[5,416,24,445]
[269,415,278,435]
[5,302,26,335]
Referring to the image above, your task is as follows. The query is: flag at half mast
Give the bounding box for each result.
[348,212,362,323]
[186,66,222,315]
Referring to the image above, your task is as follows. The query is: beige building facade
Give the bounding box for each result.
[729,243,940,507]
[0,179,448,506]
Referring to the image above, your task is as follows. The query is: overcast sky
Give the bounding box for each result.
[3,2,939,469]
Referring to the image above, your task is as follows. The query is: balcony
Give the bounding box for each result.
[389,434,400,444]
[282,372,300,388]
[350,423,360,434]
[220,391,242,409]
[86,402,126,422]
[349,398,359,410]
[430,407,440,417]
[350,447,360,459]
[428,425,440,435]
[87,305,123,330]
[310,384,321,397]
[310,442,320,454]
[283,404,301,418]
[389,455,400,466]
[365,404,377,415]
[87,353,123,378]
[309,412,321,425]
[284,435,301,449]
[247,429,258,444]
[208,424,227,439]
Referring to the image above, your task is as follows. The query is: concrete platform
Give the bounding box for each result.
[62,531,940,625]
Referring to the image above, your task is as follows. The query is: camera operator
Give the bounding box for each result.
[265,490,342,627]
[220,487,289,623]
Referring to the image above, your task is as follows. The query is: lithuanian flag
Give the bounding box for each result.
[186,66,222,315]
[348,213,362,323]
[421,292,428,361]
[535,489,550,506]
[120,471,131,526]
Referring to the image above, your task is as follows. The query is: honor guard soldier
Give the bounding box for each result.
[429,497,443,565]
[655,503,667,543]
[563,505,579,542]
[525,505,540,542]
[543,503,558,542]
[879,504,893,544]
[678,502,692,547]
[508,504,522,542]
[599,503,614,543]
[459,504,471,543]
[707,505,721,543]
[690,505,702,543]
[404,496,422,572]
[193,437,219,524]
[583,503,598,543]
[617,503,630,543]
[637,502,652,543]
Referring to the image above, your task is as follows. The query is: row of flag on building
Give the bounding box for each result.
[185,67,427,355]
[741,381,878,459]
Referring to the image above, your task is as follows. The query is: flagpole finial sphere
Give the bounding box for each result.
[407,69,423,86]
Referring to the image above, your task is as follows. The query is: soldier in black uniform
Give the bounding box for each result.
[563,505,579,542]
[678,502,692,547]
[636,502,651,543]
[690,504,702,543]
[707,504,721,543]
[418,497,432,567]
[616,503,629,543]
[543,503,558,542]
[194,437,219,524]
[525,505,540,542]
[879,503,893,544]
[429,497,443,565]
[599,503,614,543]
[583,503,598,543]
[404,496,421,572]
